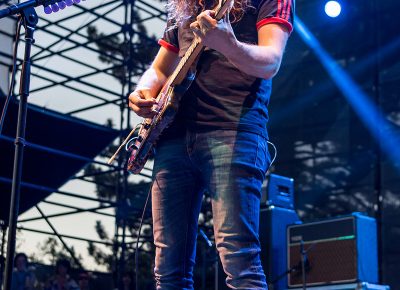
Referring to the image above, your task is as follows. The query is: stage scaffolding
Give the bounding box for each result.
[0,0,166,285]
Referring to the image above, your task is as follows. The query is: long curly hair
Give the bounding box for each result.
[166,0,252,26]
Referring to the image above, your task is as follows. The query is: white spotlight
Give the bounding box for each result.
[325,1,342,18]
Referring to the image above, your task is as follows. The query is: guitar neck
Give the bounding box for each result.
[168,0,232,86]
[169,39,204,86]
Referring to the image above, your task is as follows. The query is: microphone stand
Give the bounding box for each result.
[198,229,213,290]
[300,240,306,290]
[0,3,38,290]
[269,240,314,290]
[269,264,299,289]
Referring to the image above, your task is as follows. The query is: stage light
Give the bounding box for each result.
[325,1,341,18]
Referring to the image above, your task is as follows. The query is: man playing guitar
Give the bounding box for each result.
[128,0,294,288]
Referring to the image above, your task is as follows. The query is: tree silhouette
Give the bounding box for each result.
[86,10,159,85]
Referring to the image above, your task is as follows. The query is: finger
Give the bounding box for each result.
[134,97,157,107]
[198,13,217,28]
[190,22,203,36]
[140,89,156,101]
[191,28,203,39]
[201,10,215,18]
[196,10,208,21]
[129,91,144,103]
[129,93,156,106]
[128,102,140,114]
[132,89,155,101]
[129,101,157,114]
[189,21,200,30]
[128,103,156,118]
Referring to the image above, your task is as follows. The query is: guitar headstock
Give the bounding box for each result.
[215,0,234,21]
[43,0,87,14]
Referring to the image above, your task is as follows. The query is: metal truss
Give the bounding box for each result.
[0,0,166,285]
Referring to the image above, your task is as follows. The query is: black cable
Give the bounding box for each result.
[135,179,153,290]
[0,17,22,135]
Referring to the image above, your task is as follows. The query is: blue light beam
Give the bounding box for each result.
[272,34,400,125]
[294,17,400,169]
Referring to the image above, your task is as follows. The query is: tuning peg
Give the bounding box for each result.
[44,5,52,14]
[73,0,80,3]
[65,0,73,6]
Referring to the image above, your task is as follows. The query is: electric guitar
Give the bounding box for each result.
[109,0,234,174]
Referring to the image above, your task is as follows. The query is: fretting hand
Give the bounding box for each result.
[190,10,236,55]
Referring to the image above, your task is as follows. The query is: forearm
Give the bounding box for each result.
[191,10,288,79]
[135,66,167,97]
[222,38,282,80]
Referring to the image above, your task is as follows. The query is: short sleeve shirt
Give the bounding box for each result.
[159,0,294,139]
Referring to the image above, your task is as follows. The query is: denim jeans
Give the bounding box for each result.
[151,129,270,290]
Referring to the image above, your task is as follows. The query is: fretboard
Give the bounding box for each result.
[169,38,204,86]
[168,0,233,86]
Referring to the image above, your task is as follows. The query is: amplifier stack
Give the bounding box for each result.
[259,174,300,290]
[216,174,390,290]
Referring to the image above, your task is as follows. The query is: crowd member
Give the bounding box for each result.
[45,259,79,290]
[11,253,36,290]
[0,255,5,289]
[120,272,134,290]
[77,272,90,290]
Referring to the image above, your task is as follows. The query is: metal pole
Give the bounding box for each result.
[112,0,129,285]
[372,0,383,283]
[2,7,38,290]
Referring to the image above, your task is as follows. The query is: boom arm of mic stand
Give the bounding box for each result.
[269,265,298,285]
[0,0,44,19]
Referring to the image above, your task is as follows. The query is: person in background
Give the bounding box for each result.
[77,272,91,290]
[46,259,79,290]
[11,253,36,290]
[0,255,5,289]
[120,272,134,290]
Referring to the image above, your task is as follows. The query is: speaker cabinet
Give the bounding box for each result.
[287,213,378,288]
[289,282,389,290]
[260,206,300,290]
[261,174,294,209]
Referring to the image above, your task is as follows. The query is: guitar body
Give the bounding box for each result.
[127,76,194,173]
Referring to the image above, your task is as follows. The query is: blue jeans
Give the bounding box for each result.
[151,129,270,290]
